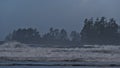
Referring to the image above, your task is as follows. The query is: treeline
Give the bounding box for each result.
[81,17,120,45]
[5,17,120,45]
[5,28,80,45]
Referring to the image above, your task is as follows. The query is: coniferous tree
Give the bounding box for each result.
[60,29,68,41]
[80,17,119,45]
[70,31,80,43]
[5,28,41,43]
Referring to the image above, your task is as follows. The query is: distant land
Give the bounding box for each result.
[3,17,120,45]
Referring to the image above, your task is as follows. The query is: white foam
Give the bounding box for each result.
[0,41,29,48]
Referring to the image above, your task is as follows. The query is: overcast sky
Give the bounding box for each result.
[0,0,120,40]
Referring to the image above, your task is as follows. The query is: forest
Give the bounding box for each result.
[5,17,120,45]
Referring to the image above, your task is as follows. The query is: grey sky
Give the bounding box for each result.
[0,0,120,40]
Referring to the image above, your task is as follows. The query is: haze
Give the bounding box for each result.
[0,0,120,40]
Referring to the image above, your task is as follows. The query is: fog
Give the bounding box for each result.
[0,0,120,40]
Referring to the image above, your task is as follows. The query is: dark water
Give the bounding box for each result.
[0,61,120,68]
[0,66,120,68]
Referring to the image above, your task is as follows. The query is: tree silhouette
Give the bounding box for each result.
[80,17,120,45]
[5,17,120,45]
[60,29,68,41]
[70,31,80,43]
[5,28,41,43]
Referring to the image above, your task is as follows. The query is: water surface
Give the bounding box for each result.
[1,66,120,68]
[0,61,120,68]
